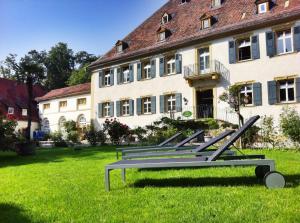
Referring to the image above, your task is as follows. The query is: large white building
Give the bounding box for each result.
[36,83,91,134]
[89,0,300,129]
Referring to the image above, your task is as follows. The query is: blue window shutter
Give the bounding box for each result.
[175,54,182,74]
[253,82,262,106]
[151,96,156,114]
[129,64,134,82]
[160,95,165,113]
[251,35,260,60]
[98,103,103,118]
[267,81,277,105]
[296,77,300,103]
[116,101,121,117]
[110,102,114,117]
[137,63,142,81]
[266,31,275,57]
[228,41,236,64]
[175,93,182,112]
[117,68,121,85]
[294,26,300,52]
[110,68,114,86]
[150,59,156,78]
[136,98,142,115]
[159,57,165,76]
[129,99,134,116]
[99,71,104,88]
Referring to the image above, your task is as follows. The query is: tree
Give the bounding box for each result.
[44,42,75,90]
[2,51,46,141]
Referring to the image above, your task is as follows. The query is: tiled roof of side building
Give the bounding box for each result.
[35,83,91,102]
[90,0,300,69]
[0,78,46,122]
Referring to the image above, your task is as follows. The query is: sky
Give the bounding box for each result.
[0,0,167,61]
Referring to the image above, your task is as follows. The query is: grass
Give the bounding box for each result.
[0,146,300,223]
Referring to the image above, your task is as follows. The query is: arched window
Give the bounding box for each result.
[77,115,87,128]
[58,116,66,132]
[42,118,50,133]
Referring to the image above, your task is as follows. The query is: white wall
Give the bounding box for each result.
[91,19,300,129]
[38,94,91,132]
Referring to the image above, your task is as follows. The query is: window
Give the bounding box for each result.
[162,13,170,24]
[77,98,87,106]
[142,97,152,114]
[159,32,166,41]
[59,101,67,108]
[240,85,253,105]
[237,38,251,61]
[122,68,130,83]
[166,94,176,112]
[43,103,50,110]
[167,58,176,75]
[278,79,295,102]
[8,107,14,115]
[42,118,50,133]
[276,29,293,55]
[143,62,151,79]
[117,44,123,53]
[121,100,130,116]
[258,2,268,14]
[103,102,111,117]
[199,47,210,73]
[104,71,111,86]
[181,0,188,4]
[78,115,87,127]
[212,0,221,7]
[202,19,211,29]
[22,109,27,116]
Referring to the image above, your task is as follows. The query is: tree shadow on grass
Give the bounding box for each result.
[132,174,300,188]
[0,146,116,169]
[0,203,33,223]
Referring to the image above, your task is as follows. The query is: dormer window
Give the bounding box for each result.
[200,14,212,29]
[180,0,188,4]
[162,13,170,24]
[256,0,270,14]
[212,0,222,8]
[157,27,170,42]
[8,107,14,115]
[115,40,128,53]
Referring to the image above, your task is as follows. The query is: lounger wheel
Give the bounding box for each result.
[255,165,270,179]
[263,171,285,189]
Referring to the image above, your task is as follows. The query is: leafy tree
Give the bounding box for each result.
[74,51,97,68]
[0,114,17,151]
[67,65,90,86]
[2,51,46,141]
[44,42,75,90]
[280,107,300,148]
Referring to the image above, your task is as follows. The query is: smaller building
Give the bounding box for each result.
[36,83,91,134]
[0,78,46,137]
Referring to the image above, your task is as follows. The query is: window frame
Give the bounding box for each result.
[240,84,254,106]
[202,19,211,29]
[117,44,123,53]
[59,101,67,109]
[22,109,28,116]
[166,94,176,113]
[122,67,130,84]
[166,57,176,75]
[236,37,252,62]
[142,62,152,80]
[103,102,111,117]
[159,32,166,42]
[277,79,296,103]
[275,28,293,55]
[104,71,111,86]
[258,2,268,14]
[142,97,152,115]
[8,107,14,115]
[121,100,130,116]
[77,98,87,107]
[43,103,50,111]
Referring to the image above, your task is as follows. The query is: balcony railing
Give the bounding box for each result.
[184,60,227,79]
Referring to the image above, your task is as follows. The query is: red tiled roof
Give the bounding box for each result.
[0,78,46,122]
[90,0,300,68]
[35,83,91,102]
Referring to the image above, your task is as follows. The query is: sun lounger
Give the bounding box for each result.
[105,116,286,191]
[117,129,204,159]
[123,129,235,160]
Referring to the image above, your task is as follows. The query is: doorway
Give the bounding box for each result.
[196,89,214,119]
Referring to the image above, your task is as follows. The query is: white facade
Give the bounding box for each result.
[38,94,91,133]
[91,20,300,129]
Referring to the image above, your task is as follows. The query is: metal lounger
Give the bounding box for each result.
[119,130,204,158]
[116,132,183,159]
[123,130,236,160]
[105,116,286,191]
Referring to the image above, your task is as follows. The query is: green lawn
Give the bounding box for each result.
[0,146,299,223]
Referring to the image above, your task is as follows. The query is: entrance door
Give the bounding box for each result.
[199,47,210,74]
[196,89,214,119]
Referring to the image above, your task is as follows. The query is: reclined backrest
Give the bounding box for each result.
[192,129,235,153]
[207,116,260,161]
[157,132,182,147]
[174,130,204,148]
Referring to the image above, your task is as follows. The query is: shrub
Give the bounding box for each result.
[0,114,17,151]
[280,107,300,148]
[63,121,80,144]
[84,123,106,146]
[241,126,260,148]
[50,131,67,147]
[67,131,80,144]
[103,119,130,145]
[260,115,281,148]
[131,127,147,143]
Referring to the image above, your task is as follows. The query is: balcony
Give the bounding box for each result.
[184,60,225,81]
